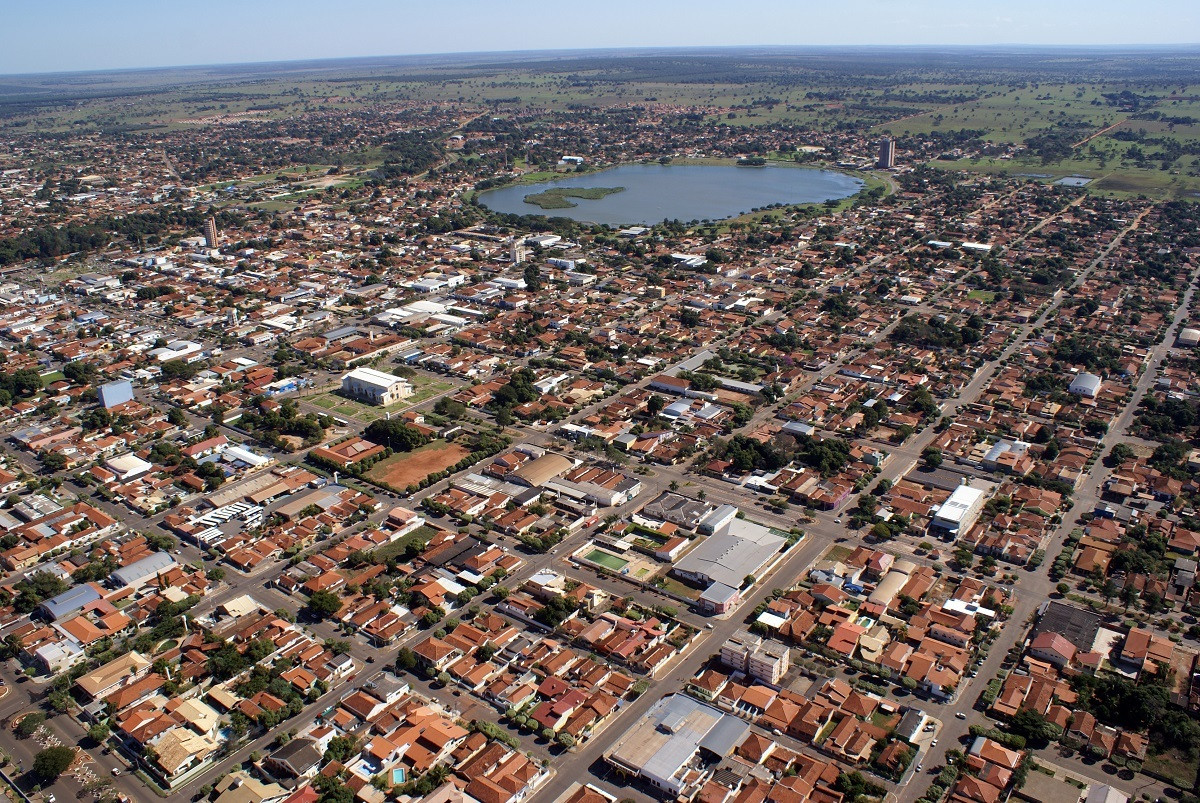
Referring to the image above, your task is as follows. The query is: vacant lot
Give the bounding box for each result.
[1144,748,1199,790]
[372,524,440,562]
[366,441,470,488]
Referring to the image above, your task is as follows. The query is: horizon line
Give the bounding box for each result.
[4,41,1200,80]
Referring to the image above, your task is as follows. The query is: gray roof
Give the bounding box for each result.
[39,584,102,621]
[1031,601,1101,652]
[110,552,177,587]
[674,517,785,588]
[895,709,926,741]
[611,695,744,785]
[1069,372,1102,396]
[699,582,740,606]
[641,492,712,528]
[698,713,750,756]
[268,738,323,775]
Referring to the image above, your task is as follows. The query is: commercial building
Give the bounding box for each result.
[930,483,987,537]
[340,367,414,406]
[719,629,791,684]
[110,551,178,589]
[867,560,917,606]
[105,452,154,481]
[673,509,787,614]
[1068,372,1103,399]
[203,217,219,248]
[98,379,134,409]
[604,694,748,795]
[38,583,102,621]
[877,137,896,169]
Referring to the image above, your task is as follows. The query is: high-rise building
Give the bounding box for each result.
[203,217,219,248]
[510,239,526,265]
[877,138,896,169]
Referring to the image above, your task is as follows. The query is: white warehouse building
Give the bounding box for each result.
[340,367,413,406]
[931,483,988,538]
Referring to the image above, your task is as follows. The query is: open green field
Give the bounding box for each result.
[928,155,1200,200]
[371,524,440,562]
[3,50,1199,209]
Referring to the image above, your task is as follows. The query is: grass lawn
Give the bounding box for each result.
[371,524,440,562]
[365,440,471,488]
[658,575,703,601]
[307,377,456,423]
[1144,748,1200,790]
[823,544,854,563]
[968,289,997,303]
[39,370,66,384]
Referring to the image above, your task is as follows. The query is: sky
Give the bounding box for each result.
[2,0,1198,75]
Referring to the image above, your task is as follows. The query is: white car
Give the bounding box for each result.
[956,712,967,720]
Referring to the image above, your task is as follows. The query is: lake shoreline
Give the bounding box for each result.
[478,162,864,226]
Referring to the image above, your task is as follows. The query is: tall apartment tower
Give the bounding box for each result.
[877,138,896,169]
[203,216,219,248]
[510,239,526,265]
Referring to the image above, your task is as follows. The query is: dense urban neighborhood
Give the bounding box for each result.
[0,44,1199,803]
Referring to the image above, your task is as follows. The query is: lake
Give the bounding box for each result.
[477,163,864,225]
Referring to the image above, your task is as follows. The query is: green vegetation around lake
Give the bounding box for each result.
[523,186,624,209]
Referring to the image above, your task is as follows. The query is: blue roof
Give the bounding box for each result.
[39,584,102,620]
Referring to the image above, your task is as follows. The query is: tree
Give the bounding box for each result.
[647,395,666,416]
[433,398,466,419]
[363,419,428,452]
[15,712,45,738]
[324,735,359,763]
[395,647,418,671]
[1009,709,1063,747]
[953,545,975,569]
[1121,584,1139,612]
[40,451,67,472]
[1100,579,1118,605]
[922,447,943,468]
[33,746,75,782]
[87,722,110,744]
[1107,443,1134,467]
[1143,591,1165,614]
[306,590,342,619]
